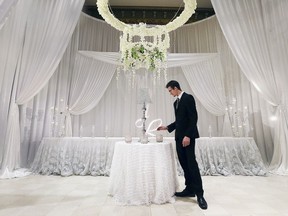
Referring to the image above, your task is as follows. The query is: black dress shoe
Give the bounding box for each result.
[197,197,208,210]
[174,189,195,197]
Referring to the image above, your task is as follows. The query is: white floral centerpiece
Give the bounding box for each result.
[97,0,197,73]
[120,23,169,72]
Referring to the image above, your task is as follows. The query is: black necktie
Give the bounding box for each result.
[176,98,180,109]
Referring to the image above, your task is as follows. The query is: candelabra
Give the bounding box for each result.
[50,99,69,137]
[140,101,148,143]
[226,98,250,137]
[136,88,151,143]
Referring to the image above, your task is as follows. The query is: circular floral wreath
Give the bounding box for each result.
[96,0,197,33]
[96,0,197,73]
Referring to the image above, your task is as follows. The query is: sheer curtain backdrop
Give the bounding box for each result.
[21,14,271,169]
[79,50,231,137]
[65,52,116,136]
[80,51,218,68]
[212,0,288,174]
[181,56,233,136]
[0,0,29,170]
[0,0,84,179]
[2,8,281,176]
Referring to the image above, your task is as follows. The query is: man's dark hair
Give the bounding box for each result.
[166,80,182,91]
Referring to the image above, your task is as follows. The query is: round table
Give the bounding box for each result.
[108,141,179,205]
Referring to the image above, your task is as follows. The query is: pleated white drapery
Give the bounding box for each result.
[79,51,218,68]
[181,55,233,136]
[181,56,226,116]
[0,0,18,30]
[0,0,84,178]
[0,0,30,170]
[79,50,233,136]
[65,52,117,136]
[212,0,288,174]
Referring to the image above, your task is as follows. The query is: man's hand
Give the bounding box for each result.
[182,136,190,147]
[157,126,167,131]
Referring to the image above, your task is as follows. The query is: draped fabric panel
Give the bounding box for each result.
[0,0,29,169]
[79,50,229,135]
[69,52,116,115]
[78,13,120,52]
[74,67,219,138]
[173,15,274,163]
[77,50,225,136]
[170,17,230,138]
[15,0,84,104]
[0,0,84,178]
[65,52,116,136]
[0,0,18,30]
[75,14,225,139]
[181,56,226,116]
[79,51,218,68]
[18,30,81,170]
[170,16,218,53]
[212,0,288,174]
[211,0,282,105]
[181,56,234,136]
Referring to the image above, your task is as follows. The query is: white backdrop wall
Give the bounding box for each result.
[75,14,224,139]
[75,14,273,164]
[1,4,280,174]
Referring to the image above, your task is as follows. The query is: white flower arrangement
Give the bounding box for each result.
[96,0,197,72]
[120,23,169,71]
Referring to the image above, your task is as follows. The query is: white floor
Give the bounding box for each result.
[0,174,288,216]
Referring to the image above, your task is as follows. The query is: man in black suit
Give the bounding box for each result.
[157,80,207,210]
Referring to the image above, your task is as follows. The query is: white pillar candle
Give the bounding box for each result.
[80,125,83,138]
[92,125,95,137]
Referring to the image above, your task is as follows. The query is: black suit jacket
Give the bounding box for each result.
[167,92,199,141]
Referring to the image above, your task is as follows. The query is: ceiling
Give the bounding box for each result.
[85,0,213,8]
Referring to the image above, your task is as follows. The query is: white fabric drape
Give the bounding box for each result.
[78,13,120,52]
[65,52,116,136]
[78,51,229,136]
[182,56,226,116]
[181,55,233,136]
[73,14,222,136]
[0,0,29,169]
[75,67,213,138]
[212,0,288,174]
[0,0,84,178]
[18,29,81,169]
[79,51,218,68]
[0,0,18,30]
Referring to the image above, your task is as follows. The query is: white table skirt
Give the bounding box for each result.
[195,137,267,176]
[31,137,267,176]
[108,141,179,205]
[31,137,118,176]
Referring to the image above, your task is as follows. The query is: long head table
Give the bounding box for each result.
[31,137,267,176]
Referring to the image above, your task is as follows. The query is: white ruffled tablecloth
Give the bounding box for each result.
[108,141,179,205]
[195,137,267,176]
[31,137,267,177]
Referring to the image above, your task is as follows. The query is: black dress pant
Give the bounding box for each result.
[176,139,204,197]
